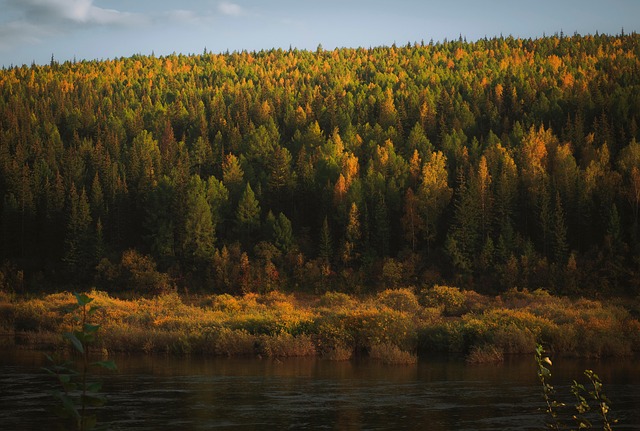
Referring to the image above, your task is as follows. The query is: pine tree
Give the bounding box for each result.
[373,194,390,256]
[318,216,333,262]
[552,192,569,265]
[273,212,294,253]
[183,175,215,263]
[236,183,261,246]
[90,173,105,221]
[63,185,93,279]
[445,169,480,274]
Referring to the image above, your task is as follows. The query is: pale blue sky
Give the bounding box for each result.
[1,0,638,67]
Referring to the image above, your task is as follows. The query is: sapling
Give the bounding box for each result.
[43,293,116,431]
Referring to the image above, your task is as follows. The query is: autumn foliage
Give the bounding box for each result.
[0,33,639,294]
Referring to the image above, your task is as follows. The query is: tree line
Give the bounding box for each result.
[1,33,639,295]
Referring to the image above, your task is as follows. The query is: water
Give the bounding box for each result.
[1,350,640,430]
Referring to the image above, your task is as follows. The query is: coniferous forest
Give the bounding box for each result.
[1,33,640,296]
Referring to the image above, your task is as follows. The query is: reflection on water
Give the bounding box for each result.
[1,350,639,430]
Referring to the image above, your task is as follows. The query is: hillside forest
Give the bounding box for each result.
[1,33,639,296]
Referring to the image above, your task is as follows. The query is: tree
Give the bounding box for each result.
[267,145,294,200]
[406,122,432,159]
[318,216,333,262]
[236,183,261,245]
[342,202,361,265]
[90,173,105,221]
[379,88,398,129]
[145,176,176,264]
[272,212,294,253]
[128,130,161,196]
[373,193,390,256]
[476,156,492,240]
[417,151,453,252]
[182,175,215,263]
[618,139,640,241]
[445,169,480,274]
[401,187,423,252]
[206,176,230,235]
[222,153,244,198]
[484,142,518,245]
[519,125,553,235]
[552,192,569,266]
[63,185,93,279]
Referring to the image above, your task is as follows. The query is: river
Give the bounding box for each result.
[1,350,639,430]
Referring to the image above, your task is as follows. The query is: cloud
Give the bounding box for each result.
[0,0,146,51]
[218,1,243,16]
[6,0,143,26]
[0,20,46,51]
[160,9,217,26]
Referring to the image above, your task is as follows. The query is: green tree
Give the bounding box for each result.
[445,169,480,274]
[145,177,176,264]
[273,212,294,253]
[63,185,93,279]
[182,175,215,263]
[267,145,294,211]
[552,192,569,266]
[318,216,333,262]
[236,183,261,245]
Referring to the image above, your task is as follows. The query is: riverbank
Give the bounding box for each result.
[1,287,638,363]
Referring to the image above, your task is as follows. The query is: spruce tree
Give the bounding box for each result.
[236,183,261,246]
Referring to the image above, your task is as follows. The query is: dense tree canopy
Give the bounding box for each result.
[1,33,639,294]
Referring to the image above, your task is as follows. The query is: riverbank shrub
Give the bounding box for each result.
[466,344,504,364]
[2,288,639,360]
[369,343,417,365]
[376,288,421,314]
[420,285,467,316]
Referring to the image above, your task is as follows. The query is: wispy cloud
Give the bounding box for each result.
[218,1,244,17]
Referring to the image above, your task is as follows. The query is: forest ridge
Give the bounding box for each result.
[1,33,639,295]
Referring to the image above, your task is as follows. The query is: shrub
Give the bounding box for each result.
[318,291,355,309]
[255,333,316,357]
[0,292,14,331]
[211,328,256,356]
[229,314,285,336]
[369,343,417,365]
[119,250,172,294]
[417,321,465,354]
[320,342,353,361]
[420,285,466,316]
[205,294,242,313]
[466,344,504,364]
[492,325,537,354]
[376,288,421,313]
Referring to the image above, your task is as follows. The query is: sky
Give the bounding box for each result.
[1,0,639,67]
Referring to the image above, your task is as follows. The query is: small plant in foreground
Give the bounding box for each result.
[571,370,616,430]
[535,344,564,430]
[536,344,617,430]
[43,293,116,431]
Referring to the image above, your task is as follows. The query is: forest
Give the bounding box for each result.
[1,33,640,296]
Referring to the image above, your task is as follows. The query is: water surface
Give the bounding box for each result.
[1,350,639,430]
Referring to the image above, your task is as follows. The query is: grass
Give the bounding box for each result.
[1,287,639,361]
